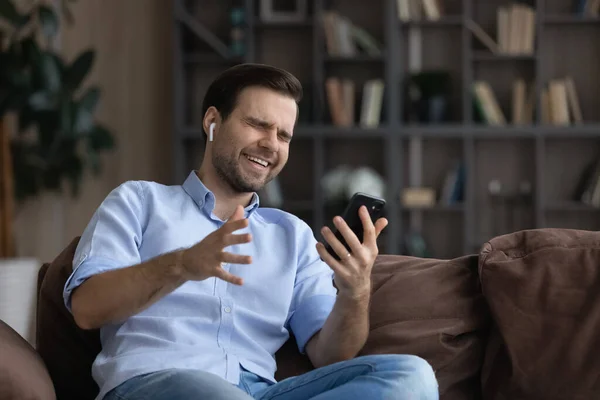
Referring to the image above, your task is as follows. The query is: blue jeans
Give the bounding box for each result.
[104,354,438,400]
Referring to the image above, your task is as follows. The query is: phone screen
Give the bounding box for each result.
[323,193,386,260]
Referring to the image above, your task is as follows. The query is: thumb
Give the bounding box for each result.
[228,205,245,222]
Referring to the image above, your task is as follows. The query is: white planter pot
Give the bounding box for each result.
[0,258,40,345]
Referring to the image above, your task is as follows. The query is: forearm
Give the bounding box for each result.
[71,250,187,330]
[310,291,371,368]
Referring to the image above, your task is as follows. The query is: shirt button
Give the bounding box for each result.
[224,306,231,313]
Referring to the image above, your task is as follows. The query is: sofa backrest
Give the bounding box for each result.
[478,228,600,399]
[360,253,490,400]
[36,237,489,400]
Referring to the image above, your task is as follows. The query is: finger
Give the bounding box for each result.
[333,215,362,252]
[220,217,249,234]
[223,232,252,246]
[321,225,352,260]
[358,206,377,244]
[374,217,389,237]
[220,251,252,265]
[214,266,244,286]
[316,243,349,277]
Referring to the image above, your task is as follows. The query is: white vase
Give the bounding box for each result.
[0,257,40,346]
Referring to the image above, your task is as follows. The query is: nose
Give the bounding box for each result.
[258,129,279,152]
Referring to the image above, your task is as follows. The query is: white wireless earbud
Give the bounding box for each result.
[209,123,215,142]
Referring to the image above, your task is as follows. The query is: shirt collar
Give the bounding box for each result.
[182,171,260,218]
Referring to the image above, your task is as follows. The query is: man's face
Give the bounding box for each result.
[211,86,297,193]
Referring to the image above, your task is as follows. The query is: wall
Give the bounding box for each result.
[13,0,174,262]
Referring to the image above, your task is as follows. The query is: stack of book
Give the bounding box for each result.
[466,4,536,56]
[496,3,536,55]
[541,76,583,126]
[321,11,381,57]
[397,0,443,21]
[325,78,385,128]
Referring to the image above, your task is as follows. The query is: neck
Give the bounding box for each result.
[196,164,254,221]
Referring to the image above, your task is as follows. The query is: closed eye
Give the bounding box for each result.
[244,116,292,142]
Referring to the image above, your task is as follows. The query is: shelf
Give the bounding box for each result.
[294,125,387,138]
[545,15,600,25]
[472,51,536,62]
[541,125,600,137]
[545,202,600,212]
[253,20,313,29]
[405,124,600,138]
[180,125,600,140]
[400,16,463,27]
[180,126,388,139]
[175,1,600,257]
[324,55,384,63]
[403,204,464,212]
[184,52,244,65]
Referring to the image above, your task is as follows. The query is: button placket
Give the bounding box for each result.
[217,297,234,350]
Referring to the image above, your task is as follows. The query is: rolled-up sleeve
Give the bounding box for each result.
[63,180,145,313]
[287,221,337,354]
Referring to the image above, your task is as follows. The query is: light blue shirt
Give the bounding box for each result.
[63,171,337,400]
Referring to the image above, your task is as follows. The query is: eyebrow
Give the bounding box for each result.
[244,116,293,141]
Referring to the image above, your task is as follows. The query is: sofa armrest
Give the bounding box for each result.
[0,319,55,400]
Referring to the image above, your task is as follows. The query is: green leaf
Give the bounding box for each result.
[39,52,61,92]
[86,146,100,175]
[60,98,73,136]
[18,106,35,133]
[0,49,31,89]
[88,123,115,151]
[0,0,27,27]
[38,5,59,38]
[0,91,29,114]
[73,87,100,134]
[21,36,41,65]
[50,53,65,82]
[29,91,56,110]
[36,110,60,150]
[64,152,83,196]
[79,86,100,112]
[64,50,95,90]
[11,141,43,201]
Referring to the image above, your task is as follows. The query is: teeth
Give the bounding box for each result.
[246,155,268,167]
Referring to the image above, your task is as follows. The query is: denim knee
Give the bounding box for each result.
[370,354,439,399]
[396,354,438,399]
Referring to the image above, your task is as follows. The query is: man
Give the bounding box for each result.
[64,63,438,400]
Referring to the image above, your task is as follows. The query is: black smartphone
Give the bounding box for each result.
[323,192,386,260]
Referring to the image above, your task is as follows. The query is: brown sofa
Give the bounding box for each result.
[1,228,600,400]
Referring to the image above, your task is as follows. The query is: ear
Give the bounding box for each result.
[202,106,220,142]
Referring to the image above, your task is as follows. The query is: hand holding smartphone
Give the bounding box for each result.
[323,192,386,260]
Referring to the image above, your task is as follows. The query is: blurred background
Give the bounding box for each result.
[1,0,599,267]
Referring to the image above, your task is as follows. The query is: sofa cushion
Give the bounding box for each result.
[479,228,600,400]
[0,319,55,400]
[36,236,101,400]
[359,254,490,400]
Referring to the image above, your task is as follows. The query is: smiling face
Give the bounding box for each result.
[208,86,297,193]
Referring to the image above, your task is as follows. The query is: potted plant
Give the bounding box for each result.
[0,0,115,343]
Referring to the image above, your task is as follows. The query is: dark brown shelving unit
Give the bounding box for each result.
[173,0,600,258]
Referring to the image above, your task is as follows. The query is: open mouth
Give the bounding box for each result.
[244,154,270,168]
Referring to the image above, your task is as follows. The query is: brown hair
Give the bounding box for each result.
[200,63,303,142]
